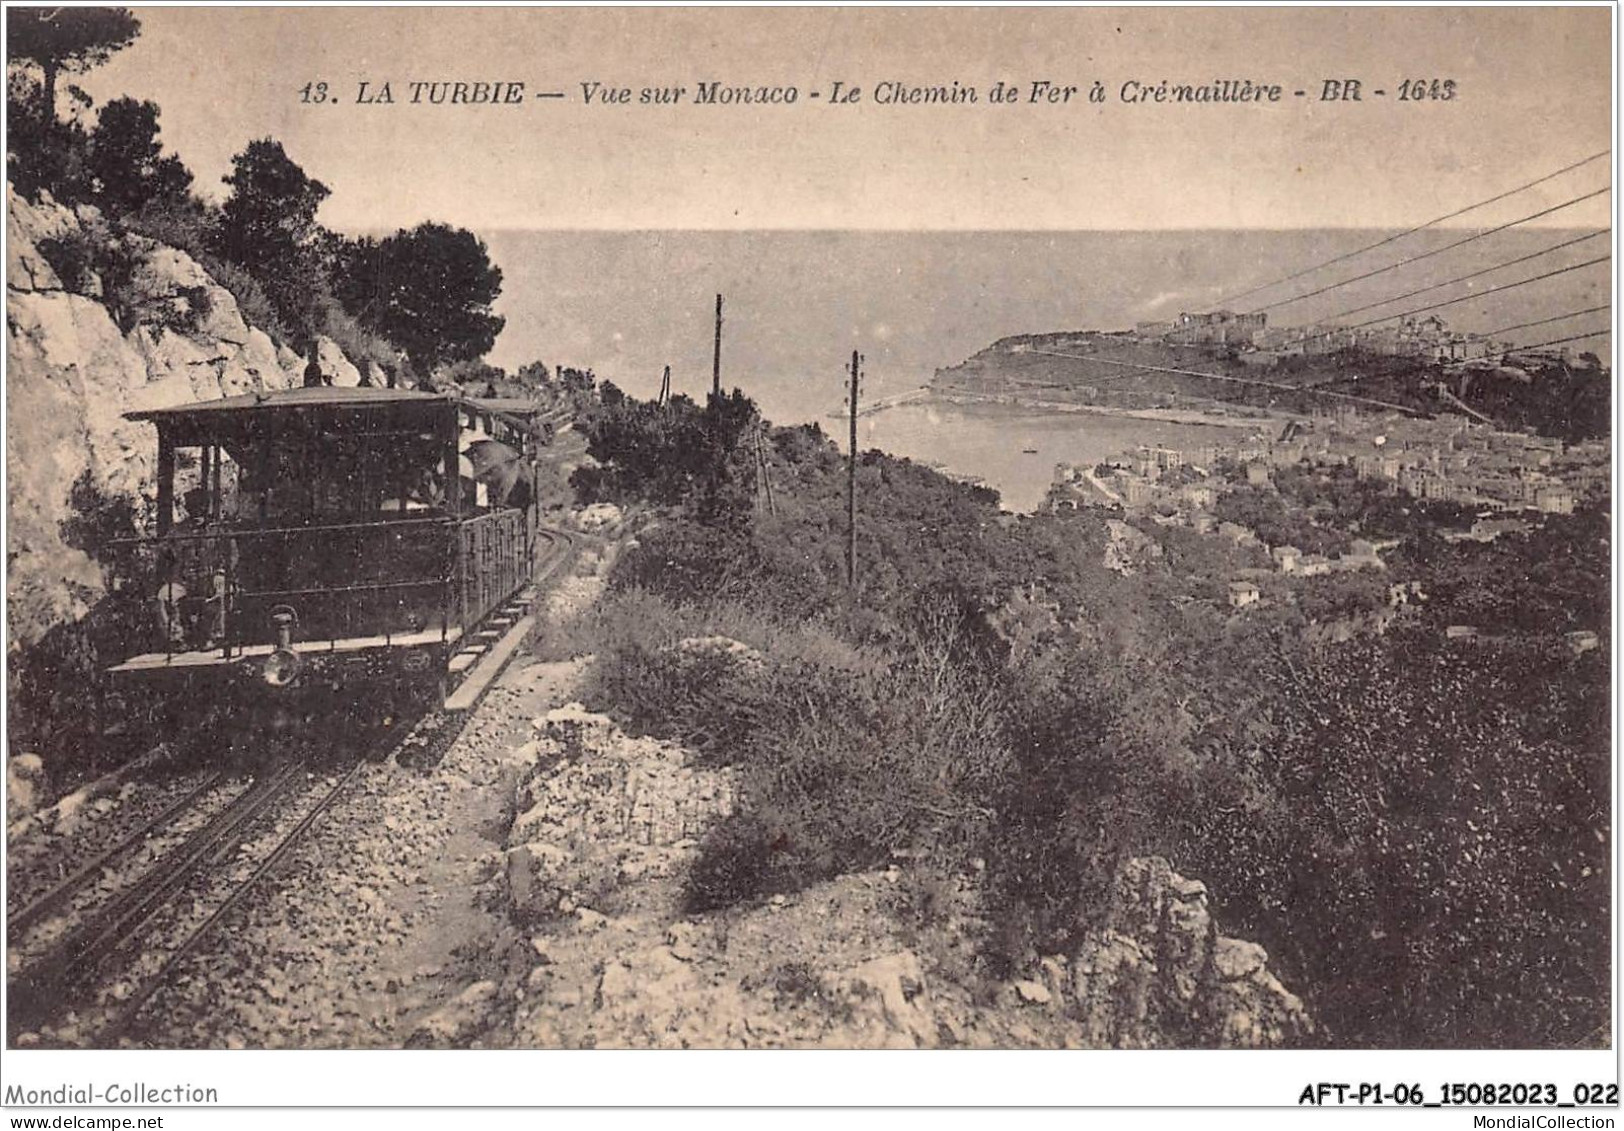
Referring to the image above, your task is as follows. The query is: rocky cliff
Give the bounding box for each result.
[489,700,1312,1049]
[5,186,361,652]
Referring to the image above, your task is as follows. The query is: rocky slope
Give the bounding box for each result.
[6,185,366,653]
[27,532,1310,1050]
[484,699,1312,1049]
[6,185,382,806]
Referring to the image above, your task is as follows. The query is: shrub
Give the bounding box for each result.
[685,813,776,911]
[35,230,103,293]
[319,298,395,370]
[194,253,291,344]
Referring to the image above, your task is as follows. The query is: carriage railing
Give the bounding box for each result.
[109,508,537,665]
[106,517,460,662]
[459,508,533,632]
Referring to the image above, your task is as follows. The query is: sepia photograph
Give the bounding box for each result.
[0,1,1616,1116]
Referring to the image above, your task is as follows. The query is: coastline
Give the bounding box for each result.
[861,387,1297,432]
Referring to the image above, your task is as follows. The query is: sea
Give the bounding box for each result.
[480,229,1609,511]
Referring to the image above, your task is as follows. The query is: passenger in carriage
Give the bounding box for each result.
[153,488,232,650]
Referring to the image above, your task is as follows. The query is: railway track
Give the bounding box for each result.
[7,770,231,940]
[8,533,577,1046]
[8,755,371,1046]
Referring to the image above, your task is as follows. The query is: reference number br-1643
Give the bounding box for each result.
[1299,1082,1621,1106]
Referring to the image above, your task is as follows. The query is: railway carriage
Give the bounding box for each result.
[103,387,554,730]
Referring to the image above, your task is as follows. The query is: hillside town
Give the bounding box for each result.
[1049,403,1609,628]
[1134,309,1591,369]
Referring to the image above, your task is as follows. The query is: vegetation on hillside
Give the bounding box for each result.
[5,10,509,387]
[555,378,1608,1049]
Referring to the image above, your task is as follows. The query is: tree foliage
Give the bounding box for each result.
[7,6,140,114]
[212,139,331,337]
[85,96,191,214]
[572,388,760,525]
[334,222,504,373]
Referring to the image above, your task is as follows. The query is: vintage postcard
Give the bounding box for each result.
[2,2,1615,1120]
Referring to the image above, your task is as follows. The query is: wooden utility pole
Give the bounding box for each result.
[711,294,724,402]
[847,349,861,588]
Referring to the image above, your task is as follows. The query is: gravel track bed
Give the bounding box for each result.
[13,766,348,1048]
[6,765,225,917]
[6,776,251,967]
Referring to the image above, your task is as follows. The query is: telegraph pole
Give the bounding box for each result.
[711,294,724,403]
[847,349,861,588]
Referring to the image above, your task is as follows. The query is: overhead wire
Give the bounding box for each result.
[1249,185,1611,314]
[1305,231,1607,325]
[1480,305,1612,339]
[1213,149,1610,308]
[1337,255,1610,331]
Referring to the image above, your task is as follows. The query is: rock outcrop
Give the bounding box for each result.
[488,694,1311,1049]
[5,185,353,650]
[502,703,736,923]
[1063,856,1311,1048]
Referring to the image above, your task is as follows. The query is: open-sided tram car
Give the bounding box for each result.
[104,387,549,730]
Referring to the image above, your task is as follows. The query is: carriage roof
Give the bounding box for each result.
[125,387,552,435]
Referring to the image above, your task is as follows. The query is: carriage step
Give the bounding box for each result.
[447,647,487,675]
[444,615,536,712]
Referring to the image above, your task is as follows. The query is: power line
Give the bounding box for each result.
[1340,254,1610,331]
[1311,231,1606,325]
[1481,305,1612,339]
[1507,329,1610,352]
[1213,149,1610,307]
[1250,185,1612,314]
[1268,256,1610,354]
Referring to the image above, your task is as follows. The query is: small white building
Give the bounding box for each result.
[1228,580,1261,609]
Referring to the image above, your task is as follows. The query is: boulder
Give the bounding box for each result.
[315,336,363,387]
[1060,856,1312,1048]
[666,636,767,683]
[575,502,622,532]
[7,752,46,825]
[534,702,615,763]
[837,951,937,1048]
[505,841,575,921]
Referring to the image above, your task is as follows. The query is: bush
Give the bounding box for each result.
[685,813,776,911]
[195,253,291,344]
[319,297,395,370]
[574,584,1011,909]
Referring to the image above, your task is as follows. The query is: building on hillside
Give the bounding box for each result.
[1181,483,1215,508]
[1228,580,1261,609]
[1272,545,1303,574]
[1123,476,1157,507]
[1169,310,1268,346]
[1536,485,1577,515]
[1218,521,1259,547]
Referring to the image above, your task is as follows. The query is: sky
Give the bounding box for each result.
[67,5,1614,234]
